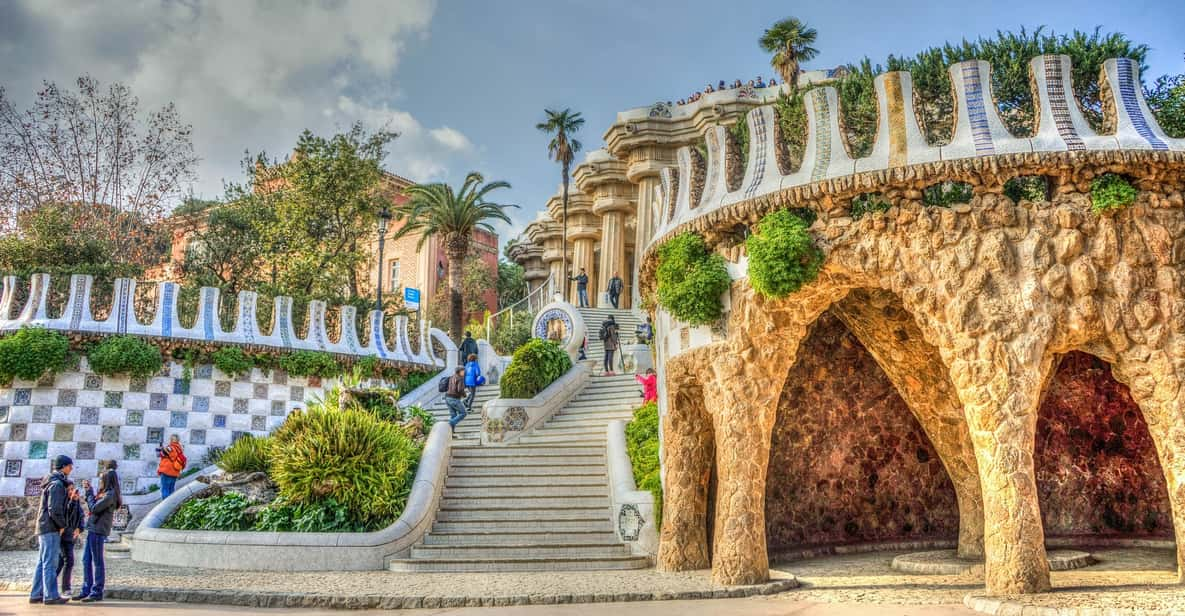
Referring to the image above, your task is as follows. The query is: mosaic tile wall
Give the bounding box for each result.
[0,359,329,496]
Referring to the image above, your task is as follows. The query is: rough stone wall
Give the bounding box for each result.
[1036,351,1174,537]
[0,496,36,550]
[765,313,960,553]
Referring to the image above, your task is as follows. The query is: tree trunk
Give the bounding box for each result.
[446,244,468,343]
[561,163,570,303]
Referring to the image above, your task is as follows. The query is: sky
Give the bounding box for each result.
[1,0,1182,249]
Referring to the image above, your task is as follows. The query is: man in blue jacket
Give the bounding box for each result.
[29,455,72,605]
[463,353,486,412]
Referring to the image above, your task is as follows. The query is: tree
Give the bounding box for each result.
[1145,57,1185,138]
[536,109,584,301]
[497,259,527,309]
[760,17,820,93]
[426,256,496,329]
[0,75,197,264]
[178,195,273,298]
[391,172,517,342]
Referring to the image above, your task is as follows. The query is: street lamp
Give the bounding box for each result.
[375,206,392,311]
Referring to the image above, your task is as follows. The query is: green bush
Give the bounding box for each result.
[1003,176,1049,204]
[278,350,340,377]
[922,181,974,207]
[354,356,380,378]
[625,402,662,529]
[655,233,731,326]
[268,406,421,525]
[850,193,892,220]
[211,346,253,377]
[400,370,434,392]
[216,434,271,474]
[86,335,162,378]
[163,492,251,531]
[404,404,436,429]
[490,310,534,355]
[252,496,369,532]
[746,209,823,299]
[500,338,572,399]
[0,327,70,383]
[1091,173,1138,214]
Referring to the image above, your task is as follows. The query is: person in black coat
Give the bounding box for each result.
[606,273,624,309]
[76,468,121,602]
[458,331,479,365]
[56,481,83,597]
[29,455,72,604]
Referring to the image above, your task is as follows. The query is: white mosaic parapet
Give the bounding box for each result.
[857,72,939,172]
[1103,58,1185,152]
[700,125,730,210]
[1030,55,1118,152]
[725,105,782,206]
[0,274,444,369]
[941,60,1032,160]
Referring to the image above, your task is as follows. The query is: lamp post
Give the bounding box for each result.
[375,207,392,311]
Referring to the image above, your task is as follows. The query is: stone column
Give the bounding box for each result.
[626,150,673,308]
[657,353,714,571]
[570,236,597,302]
[597,209,627,308]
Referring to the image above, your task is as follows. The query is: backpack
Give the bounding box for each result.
[174,448,187,472]
[599,322,610,342]
[438,376,451,393]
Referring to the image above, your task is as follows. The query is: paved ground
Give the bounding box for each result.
[0,593,975,615]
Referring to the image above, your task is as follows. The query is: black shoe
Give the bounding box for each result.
[43,598,69,605]
[72,594,87,601]
[80,595,102,603]
[29,597,42,604]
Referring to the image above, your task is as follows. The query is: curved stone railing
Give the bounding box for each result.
[607,419,659,558]
[531,300,588,362]
[130,421,452,571]
[647,56,1184,255]
[480,363,590,445]
[0,274,447,369]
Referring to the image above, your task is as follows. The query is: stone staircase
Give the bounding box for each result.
[389,373,647,572]
[579,308,643,372]
[424,386,498,446]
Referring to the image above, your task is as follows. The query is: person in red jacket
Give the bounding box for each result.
[636,369,658,404]
[156,434,185,499]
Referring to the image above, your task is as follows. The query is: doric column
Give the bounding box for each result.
[625,149,674,307]
[575,150,635,309]
[548,184,598,305]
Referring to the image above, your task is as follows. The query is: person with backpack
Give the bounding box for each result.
[29,455,72,605]
[635,316,654,345]
[569,268,590,308]
[600,316,620,375]
[77,467,121,603]
[606,272,624,309]
[156,434,186,499]
[56,480,83,598]
[463,353,486,412]
[458,331,479,366]
[444,365,469,430]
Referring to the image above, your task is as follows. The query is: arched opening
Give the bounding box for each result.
[763,311,960,556]
[1035,352,1174,540]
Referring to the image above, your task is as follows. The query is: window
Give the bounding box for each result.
[389,259,401,288]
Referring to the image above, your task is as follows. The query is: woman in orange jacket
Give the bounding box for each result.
[156,434,185,499]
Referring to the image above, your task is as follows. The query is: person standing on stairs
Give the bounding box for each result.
[570,268,590,308]
[458,331,479,366]
[600,316,620,375]
[445,366,469,430]
[463,353,486,412]
[606,272,623,309]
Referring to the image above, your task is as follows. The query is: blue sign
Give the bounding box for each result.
[404,287,421,309]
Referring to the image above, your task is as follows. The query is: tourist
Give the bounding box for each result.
[733,79,743,88]
[600,316,620,375]
[717,80,726,91]
[77,467,121,603]
[704,83,714,93]
[445,366,468,430]
[463,353,486,412]
[637,369,658,404]
[756,76,766,88]
[29,455,72,605]
[156,434,185,500]
[748,79,756,87]
[606,272,624,309]
[458,330,479,366]
[769,77,777,87]
[56,480,83,598]
[578,336,587,361]
[569,268,590,308]
[635,316,654,345]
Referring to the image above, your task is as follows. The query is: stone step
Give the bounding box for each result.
[449,455,605,467]
[422,531,620,546]
[435,507,609,522]
[445,475,607,488]
[546,415,636,428]
[515,433,607,446]
[552,406,642,418]
[439,496,609,509]
[410,543,631,560]
[448,464,606,477]
[563,398,642,410]
[443,485,608,499]
[431,520,615,534]
[389,555,649,573]
[451,445,604,458]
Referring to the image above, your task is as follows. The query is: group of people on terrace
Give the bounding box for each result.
[676,76,776,105]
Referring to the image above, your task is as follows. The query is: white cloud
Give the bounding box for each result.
[2,0,473,196]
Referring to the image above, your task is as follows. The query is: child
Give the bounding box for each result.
[56,480,82,598]
[636,368,658,404]
[463,353,486,412]
[77,467,121,602]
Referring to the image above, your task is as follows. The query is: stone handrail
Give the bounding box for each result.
[130,421,452,571]
[531,300,587,362]
[480,363,591,445]
[120,465,221,534]
[0,273,445,368]
[607,419,658,558]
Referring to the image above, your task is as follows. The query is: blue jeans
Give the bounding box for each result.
[29,531,62,601]
[80,532,106,599]
[160,473,177,500]
[577,287,589,307]
[445,397,468,428]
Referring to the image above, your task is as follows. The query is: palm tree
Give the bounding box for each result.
[391,172,517,342]
[535,108,584,302]
[759,17,819,94]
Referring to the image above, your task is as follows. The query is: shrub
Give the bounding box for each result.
[746,209,824,299]
[211,346,253,377]
[400,370,434,393]
[0,327,70,383]
[354,355,380,378]
[625,402,662,529]
[490,310,534,355]
[216,434,271,474]
[199,446,225,468]
[850,193,892,219]
[163,492,251,531]
[500,338,572,399]
[252,496,369,532]
[922,181,973,207]
[1003,176,1049,204]
[86,335,163,378]
[655,233,731,326]
[278,350,340,377]
[1091,173,1138,214]
[404,404,436,429]
[268,405,421,525]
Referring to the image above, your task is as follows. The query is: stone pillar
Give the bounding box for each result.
[626,150,673,309]
[657,354,714,571]
[597,209,626,308]
[570,236,597,302]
